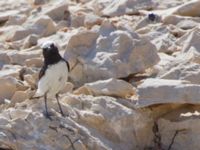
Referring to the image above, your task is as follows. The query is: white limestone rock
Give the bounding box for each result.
[137,78,200,107]
[74,78,136,98]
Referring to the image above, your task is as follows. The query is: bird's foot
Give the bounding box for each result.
[60,110,65,117]
[43,111,53,120]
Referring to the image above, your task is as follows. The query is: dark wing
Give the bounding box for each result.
[62,58,70,71]
[38,65,47,80]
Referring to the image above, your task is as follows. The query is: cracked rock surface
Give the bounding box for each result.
[0,0,200,150]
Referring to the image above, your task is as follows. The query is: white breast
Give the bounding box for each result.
[36,61,69,98]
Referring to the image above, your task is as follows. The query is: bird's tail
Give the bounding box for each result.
[30,90,44,100]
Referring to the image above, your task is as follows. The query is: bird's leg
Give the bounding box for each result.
[44,93,52,120]
[56,94,64,116]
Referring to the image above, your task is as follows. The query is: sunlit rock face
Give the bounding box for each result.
[1,0,200,150]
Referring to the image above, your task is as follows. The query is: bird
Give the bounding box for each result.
[34,41,70,119]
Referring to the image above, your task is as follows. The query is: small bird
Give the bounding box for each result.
[34,41,70,119]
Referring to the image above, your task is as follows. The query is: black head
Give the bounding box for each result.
[41,41,62,65]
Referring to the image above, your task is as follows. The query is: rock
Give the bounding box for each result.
[24,74,37,89]
[137,78,200,107]
[84,14,102,29]
[0,65,21,79]
[23,34,38,49]
[25,57,43,67]
[74,78,136,98]
[7,50,41,65]
[60,82,74,94]
[71,12,85,28]
[0,10,19,24]
[135,14,161,30]
[32,15,56,37]
[153,53,176,75]
[45,2,69,21]
[65,24,159,86]
[11,28,33,41]
[158,116,200,150]
[0,77,18,102]
[5,14,27,26]
[172,0,200,17]
[11,90,30,103]
[177,28,200,53]
[0,95,154,150]
[91,0,156,17]
[33,0,46,5]
[11,16,56,41]
[176,19,199,30]
[0,51,10,65]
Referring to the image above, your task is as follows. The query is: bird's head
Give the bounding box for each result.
[41,41,61,64]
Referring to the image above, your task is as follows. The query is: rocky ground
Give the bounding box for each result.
[0,0,200,149]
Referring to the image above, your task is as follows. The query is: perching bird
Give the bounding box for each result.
[34,41,70,119]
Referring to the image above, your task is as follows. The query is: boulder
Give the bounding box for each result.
[137,78,200,107]
[172,0,200,17]
[23,34,38,49]
[25,57,43,67]
[65,23,159,86]
[84,14,102,29]
[0,65,22,79]
[91,0,155,17]
[74,78,136,98]
[0,51,10,65]
[33,0,46,5]
[32,15,56,37]
[0,77,18,102]
[158,115,200,150]
[5,14,27,26]
[45,2,69,21]
[177,28,200,53]
[0,95,154,150]
[11,16,56,41]
[7,50,41,65]
[11,90,30,103]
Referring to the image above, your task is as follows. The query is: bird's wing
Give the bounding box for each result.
[39,65,47,80]
[62,59,70,71]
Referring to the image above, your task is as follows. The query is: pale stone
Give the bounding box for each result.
[25,57,43,67]
[33,0,46,5]
[0,65,21,79]
[74,78,136,98]
[137,78,200,107]
[179,28,200,53]
[11,16,56,41]
[60,82,74,94]
[64,25,159,86]
[7,50,41,65]
[23,34,38,49]
[24,74,37,89]
[71,13,85,28]
[84,14,102,29]
[158,117,200,150]
[5,14,27,26]
[33,15,56,37]
[91,0,155,17]
[11,90,29,103]
[172,0,200,17]
[0,77,18,102]
[45,2,69,21]
[0,95,154,150]
[0,51,10,65]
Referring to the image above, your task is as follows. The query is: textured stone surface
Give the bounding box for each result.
[0,0,200,149]
[74,78,136,98]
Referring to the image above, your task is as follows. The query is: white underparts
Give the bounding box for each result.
[35,61,68,98]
